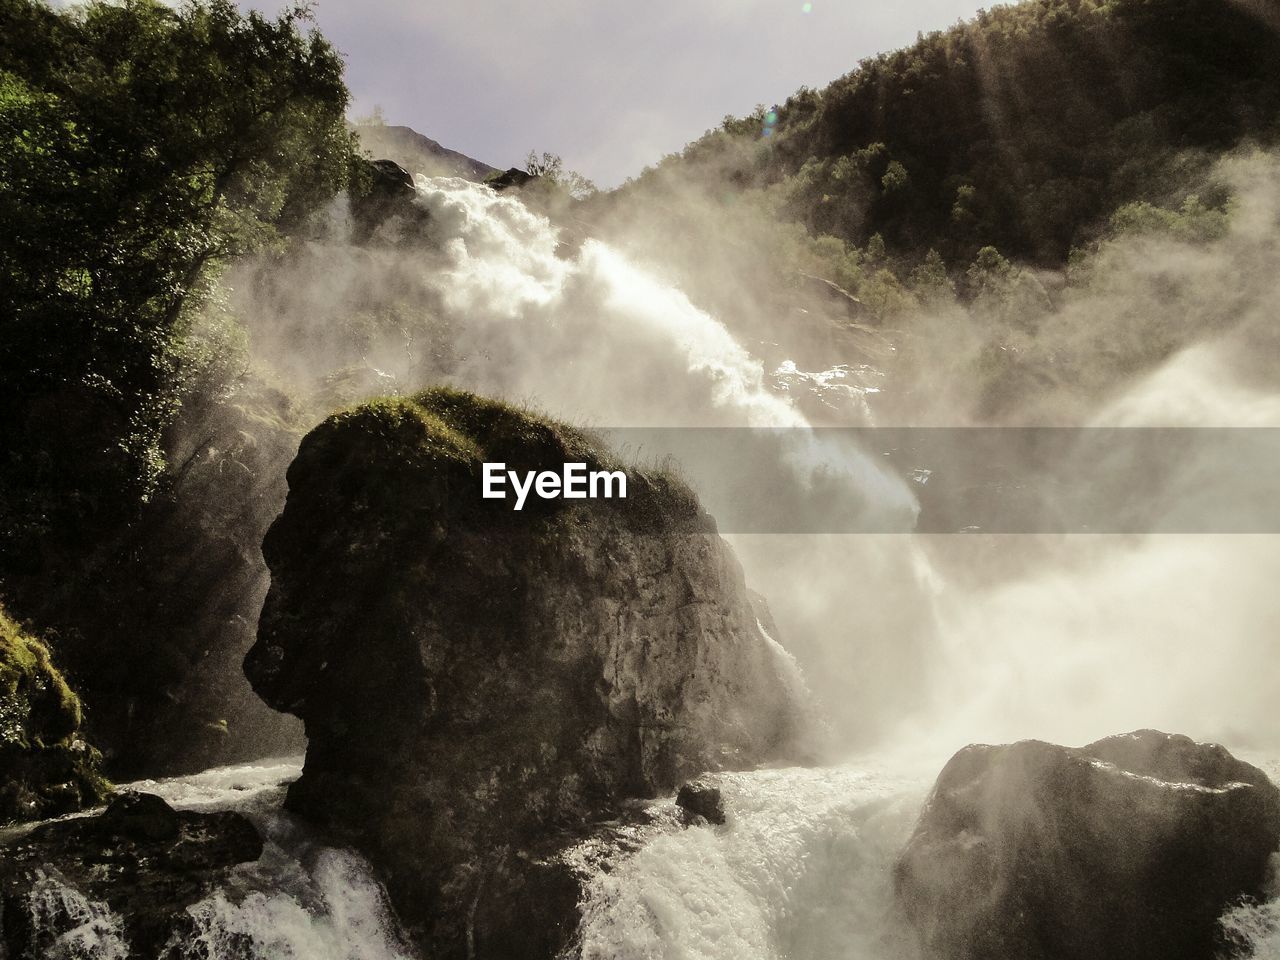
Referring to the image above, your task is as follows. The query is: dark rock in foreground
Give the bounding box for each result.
[0,791,262,957]
[245,387,806,957]
[896,729,1280,960]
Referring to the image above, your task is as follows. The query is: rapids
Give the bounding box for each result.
[12,755,1278,959]
[7,759,412,960]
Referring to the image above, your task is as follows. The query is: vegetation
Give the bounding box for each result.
[0,0,357,564]
[639,0,1279,267]
[301,388,701,532]
[523,149,597,199]
[580,0,1279,422]
[0,604,110,821]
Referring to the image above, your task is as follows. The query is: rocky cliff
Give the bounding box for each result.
[896,730,1280,960]
[245,387,807,956]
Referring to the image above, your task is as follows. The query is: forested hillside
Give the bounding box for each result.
[627,0,1280,267]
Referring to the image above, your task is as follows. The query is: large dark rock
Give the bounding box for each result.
[677,777,726,825]
[244,387,806,957]
[896,730,1280,960]
[350,158,429,242]
[0,791,263,957]
[485,166,538,191]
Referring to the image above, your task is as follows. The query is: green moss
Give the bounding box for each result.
[0,605,111,821]
[0,608,82,748]
[295,386,707,536]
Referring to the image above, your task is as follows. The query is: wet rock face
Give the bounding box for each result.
[351,158,429,242]
[245,388,804,957]
[0,791,262,957]
[896,730,1280,960]
[677,778,727,825]
[3,380,306,780]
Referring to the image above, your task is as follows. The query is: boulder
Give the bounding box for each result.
[350,157,428,242]
[244,387,806,957]
[485,166,538,191]
[895,729,1280,960]
[677,777,726,825]
[0,607,109,822]
[0,792,262,957]
[98,790,181,842]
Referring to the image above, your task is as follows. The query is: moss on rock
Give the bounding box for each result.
[0,606,110,822]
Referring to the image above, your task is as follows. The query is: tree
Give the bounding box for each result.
[0,0,357,564]
[525,149,597,200]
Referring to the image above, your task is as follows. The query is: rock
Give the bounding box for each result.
[353,124,498,182]
[0,607,110,823]
[350,157,428,242]
[98,791,180,842]
[244,387,806,957]
[485,166,538,191]
[677,778,726,825]
[468,809,656,959]
[0,792,263,957]
[797,271,871,324]
[895,729,1280,960]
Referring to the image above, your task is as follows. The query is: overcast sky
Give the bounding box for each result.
[262,0,991,187]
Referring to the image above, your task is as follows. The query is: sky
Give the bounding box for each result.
[264,0,993,187]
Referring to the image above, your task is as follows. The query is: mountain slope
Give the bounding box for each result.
[354,123,497,180]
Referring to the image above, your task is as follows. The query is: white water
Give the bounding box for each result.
[20,873,128,960]
[13,756,1279,960]
[9,759,412,960]
[576,763,928,960]
[142,760,412,960]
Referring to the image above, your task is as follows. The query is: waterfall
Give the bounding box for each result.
[574,763,927,960]
[14,174,1275,960]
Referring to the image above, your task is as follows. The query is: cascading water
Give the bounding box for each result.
[403,175,1280,959]
[138,762,412,960]
[3,760,412,960]
[574,764,928,960]
[19,172,1279,960]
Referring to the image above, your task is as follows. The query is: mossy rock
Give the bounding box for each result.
[247,387,805,957]
[0,606,110,822]
[285,386,704,534]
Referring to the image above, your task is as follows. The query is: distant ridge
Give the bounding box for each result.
[354,124,497,182]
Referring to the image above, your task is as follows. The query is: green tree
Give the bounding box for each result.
[0,0,357,564]
[525,149,597,200]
